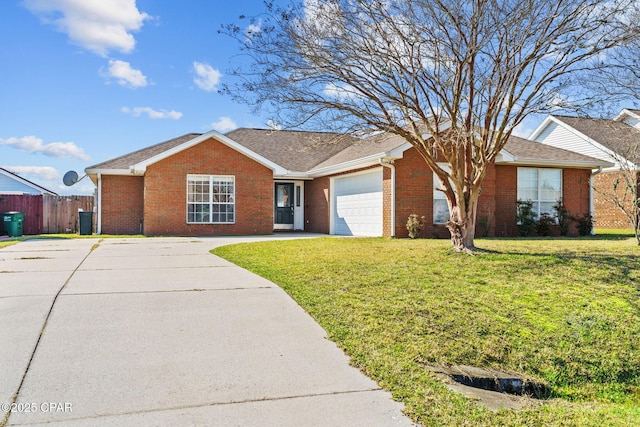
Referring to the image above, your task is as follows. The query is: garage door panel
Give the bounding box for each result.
[334,170,383,236]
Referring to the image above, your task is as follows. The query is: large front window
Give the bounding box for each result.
[517,168,562,217]
[187,175,235,224]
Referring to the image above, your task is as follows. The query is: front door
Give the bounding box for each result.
[274,183,294,229]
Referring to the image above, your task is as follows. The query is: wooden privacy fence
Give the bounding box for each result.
[42,195,94,234]
[0,194,43,234]
[0,194,94,235]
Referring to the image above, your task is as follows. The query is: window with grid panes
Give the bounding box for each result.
[517,168,562,218]
[187,175,235,223]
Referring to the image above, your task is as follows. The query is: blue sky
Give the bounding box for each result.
[1,0,543,196]
[0,0,277,195]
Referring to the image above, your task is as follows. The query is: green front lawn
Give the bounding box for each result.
[213,237,640,426]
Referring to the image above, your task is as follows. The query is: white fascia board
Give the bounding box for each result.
[274,173,313,180]
[84,168,143,176]
[613,109,640,122]
[84,168,143,185]
[306,153,391,178]
[131,130,289,176]
[495,158,612,169]
[528,115,556,141]
[496,149,516,163]
[535,115,624,164]
[387,141,413,158]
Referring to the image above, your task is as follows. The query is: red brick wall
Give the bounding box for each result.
[393,148,443,238]
[304,176,330,233]
[101,175,144,234]
[143,138,274,236]
[593,170,639,229]
[563,168,592,235]
[476,163,496,238]
[494,165,518,237]
[303,155,595,238]
[391,149,497,239]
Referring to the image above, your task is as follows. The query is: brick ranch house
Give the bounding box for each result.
[85,129,609,238]
[531,109,640,228]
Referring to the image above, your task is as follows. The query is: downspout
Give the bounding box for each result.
[380,159,396,237]
[590,166,602,235]
[97,173,102,235]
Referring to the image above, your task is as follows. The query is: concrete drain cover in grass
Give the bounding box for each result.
[428,365,549,411]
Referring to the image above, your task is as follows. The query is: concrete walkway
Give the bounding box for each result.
[0,236,412,426]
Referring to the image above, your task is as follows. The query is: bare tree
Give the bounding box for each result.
[595,143,640,245]
[221,0,640,251]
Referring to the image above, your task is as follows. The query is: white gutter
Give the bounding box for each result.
[494,158,611,169]
[589,166,603,235]
[380,159,396,237]
[97,172,102,235]
[307,153,389,178]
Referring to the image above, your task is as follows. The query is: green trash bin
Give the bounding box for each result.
[2,212,24,237]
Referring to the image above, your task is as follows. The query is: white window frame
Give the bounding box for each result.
[433,163,452,224]
[186,175,235,224]
[517,168,562,218]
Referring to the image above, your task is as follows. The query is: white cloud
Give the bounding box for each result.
[193,61,222,92]
[323,82,360,100]
[2,165,60,181]
[0,136,90,161]
[24,0,149,57]
[121,106,182,120]
[245,19,262,40]
[102,60,147,88]
[211,117,237,132]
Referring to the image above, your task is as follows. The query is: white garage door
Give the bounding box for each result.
[333,169,383,236]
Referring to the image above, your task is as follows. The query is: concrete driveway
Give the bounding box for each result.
[0,236,412,426]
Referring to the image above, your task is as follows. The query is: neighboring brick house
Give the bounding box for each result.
[531,110,640,228]
[85,129,608,237]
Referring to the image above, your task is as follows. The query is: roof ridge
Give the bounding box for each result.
[227,127,347,136]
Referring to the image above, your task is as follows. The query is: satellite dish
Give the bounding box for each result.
[63,170,79,186]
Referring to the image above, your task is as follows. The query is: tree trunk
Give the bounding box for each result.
[446,198,477,253]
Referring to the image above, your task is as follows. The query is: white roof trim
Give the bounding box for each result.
[85,168,143,176]
[131,130,289,175]
[307,153,389,177]
[613,108,640,122]
[495,158,610,168]
[528,115,556,141]
[529,115,624,164]
[497,148,516,163]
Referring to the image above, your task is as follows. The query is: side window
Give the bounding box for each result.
[433,163,451,224]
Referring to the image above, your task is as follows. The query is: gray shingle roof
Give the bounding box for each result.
[311,132,407,170]
[86,133,202,170]
[224,128,358,172]
[503,135,606,165]
[552,115,640,162]
[87,128,607,175]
